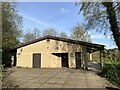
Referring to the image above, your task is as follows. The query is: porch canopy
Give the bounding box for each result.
[86,44,104,53]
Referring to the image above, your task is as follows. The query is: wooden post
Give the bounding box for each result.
[90,53,92,62]
[11,56,14,66]
[82,46,88,70]
[100,50,104,68]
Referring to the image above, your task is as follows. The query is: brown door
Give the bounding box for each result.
[61,53,68,67]
[75,52,81,69]
[33,53,41,68]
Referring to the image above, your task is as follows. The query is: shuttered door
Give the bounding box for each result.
[75,52,81,69]
[61,53,68,67]
[33,53,41,68]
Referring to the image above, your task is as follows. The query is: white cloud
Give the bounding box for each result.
[22,13,50,27]
[60,8,70,14]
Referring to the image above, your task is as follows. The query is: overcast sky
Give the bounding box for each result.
[16,2,117,49]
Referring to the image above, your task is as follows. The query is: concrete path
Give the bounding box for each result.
[3,68,116,88]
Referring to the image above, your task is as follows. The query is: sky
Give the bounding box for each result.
[16,2,117,49]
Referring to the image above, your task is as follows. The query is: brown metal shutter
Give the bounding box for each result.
[33,53,41,68]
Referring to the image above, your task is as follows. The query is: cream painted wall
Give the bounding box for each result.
[16,39,82,68]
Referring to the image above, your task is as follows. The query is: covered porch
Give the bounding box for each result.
[81,43,105,70]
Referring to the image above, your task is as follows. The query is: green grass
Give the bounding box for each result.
[95,59,120,65]
[105,60,120,64]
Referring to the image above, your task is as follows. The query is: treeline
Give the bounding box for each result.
[105,48,120,62]
[22,23,91,43]
[92,48,120,62]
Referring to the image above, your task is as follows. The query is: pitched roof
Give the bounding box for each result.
[16,35,104,53]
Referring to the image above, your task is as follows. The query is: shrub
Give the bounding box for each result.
[2,51,12,67]
[100,63,120,87]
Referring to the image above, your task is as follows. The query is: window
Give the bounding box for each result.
[46,39,50,42]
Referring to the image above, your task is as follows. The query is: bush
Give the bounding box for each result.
[2,51,12,67]
[100,63,120,87]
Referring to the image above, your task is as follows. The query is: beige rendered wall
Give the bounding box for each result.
[17,39,82,68]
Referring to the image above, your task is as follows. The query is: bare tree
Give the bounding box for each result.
[23,28,41,42]
[42,28,57,36]
[33,28,41,39]
[59,31,68,38]
[71,23,91,42]
[23,29,34,42]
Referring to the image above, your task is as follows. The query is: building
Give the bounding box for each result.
[13,35,104,69]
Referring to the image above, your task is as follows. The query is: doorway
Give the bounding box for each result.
[61,53,68,67]
[75,52,81,69]
[33,53,41,68]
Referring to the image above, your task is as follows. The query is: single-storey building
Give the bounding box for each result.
[12,35,104,69]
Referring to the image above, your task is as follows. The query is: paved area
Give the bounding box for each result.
[88,61,101,72]
[3,68,116,88]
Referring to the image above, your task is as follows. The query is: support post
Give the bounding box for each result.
[90,53,93,62]
[82,46,88,70]
[100,50,104,68]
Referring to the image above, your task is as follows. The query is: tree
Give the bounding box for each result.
[42,28,57,36]
[23,29,34,42]
[23,28,41,42]
[59,31,68,38]
[71,23,91,42]
[77,2,120,51]
[2,2,22,66]
[33,28,41,39]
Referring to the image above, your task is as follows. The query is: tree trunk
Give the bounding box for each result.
[102,2,120,51]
